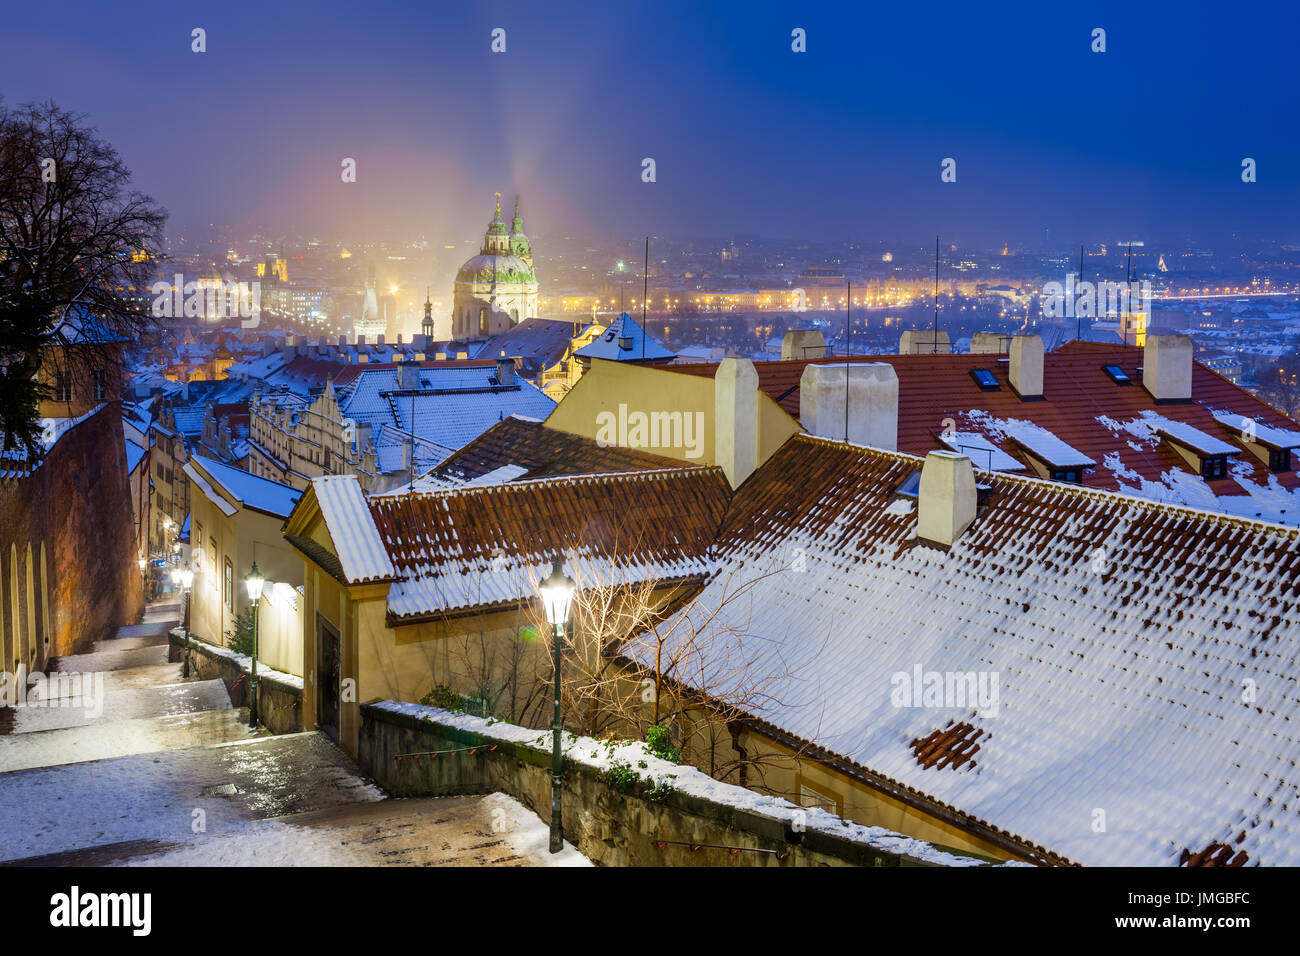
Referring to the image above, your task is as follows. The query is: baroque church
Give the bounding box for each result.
[451,193,539,340]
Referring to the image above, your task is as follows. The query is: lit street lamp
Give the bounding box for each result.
[172,567,195,678]
[244,562,265,729]
[537,559,575,854]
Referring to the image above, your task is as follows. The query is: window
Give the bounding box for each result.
[209,540,218,583]
[1051,468,1083,484]
[970,368,1000,390]
[1269,448,1292,473]
[1201,456,1228,480]
[195,523,203,552]
[92,372,106,401]
[895,470,922,498]
[224,558,234,612]
[1103,364,1131,384]
[53,371,72,403]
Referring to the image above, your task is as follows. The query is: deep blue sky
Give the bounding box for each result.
[1,1,1295,249]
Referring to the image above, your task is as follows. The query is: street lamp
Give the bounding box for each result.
[537,559,575,854]
[172,568,195,678]
[244,562,265,729]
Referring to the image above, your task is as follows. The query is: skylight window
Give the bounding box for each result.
[970,369,1000,390]
[895,470,922,498]
[1103,364,1131,384]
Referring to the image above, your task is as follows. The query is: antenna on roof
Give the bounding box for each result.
[934,235,940,353]
[845,279,851,442]
[1078,244,1084,342]
[642,236,649,361]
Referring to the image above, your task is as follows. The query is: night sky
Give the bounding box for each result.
[2,0,1295,248]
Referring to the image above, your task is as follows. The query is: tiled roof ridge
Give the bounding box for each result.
[790,431,1300,538]
[372,463,725,505]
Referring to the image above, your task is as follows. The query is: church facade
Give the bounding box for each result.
[451,193,539,340]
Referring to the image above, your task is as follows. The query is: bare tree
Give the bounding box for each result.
[0,99,167,455]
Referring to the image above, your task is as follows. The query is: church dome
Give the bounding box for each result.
[455,253,535,286]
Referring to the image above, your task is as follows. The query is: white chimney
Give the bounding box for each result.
[1144,334,1193,402]
[714,358,759,488]
[917,451,977,548]
[799,362,898,450]
[1008,334,1044,400]
[781,329,827,360]
[970,332,1007,355]
[899,330,950,354]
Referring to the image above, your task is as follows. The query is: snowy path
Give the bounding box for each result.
[0,604,588,867]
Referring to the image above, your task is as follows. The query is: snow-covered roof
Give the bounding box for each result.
[366,468,729,621]
[938,431,1023,471]
[187,455,301,518]
[311,475,396,584]
[573,312,675,362]
[1211,409,1300,450]
[976,417,1095,469]
[649,434,1300,866]
[1152,418,1240,457]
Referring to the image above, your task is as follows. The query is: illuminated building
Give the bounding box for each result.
[451,193,539,340]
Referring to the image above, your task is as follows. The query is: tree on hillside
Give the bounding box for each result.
[0,99,167,456]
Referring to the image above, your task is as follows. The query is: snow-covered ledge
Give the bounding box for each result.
[362,700,1014,868]
[169,628,303,734]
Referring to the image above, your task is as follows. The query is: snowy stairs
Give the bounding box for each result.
[0,614,255,773]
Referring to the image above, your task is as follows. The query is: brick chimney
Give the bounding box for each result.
[495,357,516,386]
[1008,334,1044,400]
[781,329,826,360]
[917,451,977,548]
[799,362,898,450]
[714,358,759,488]
[1143,334,1193,402]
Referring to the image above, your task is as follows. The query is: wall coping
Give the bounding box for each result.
[363,699,1012,868]
[169,627,304,693]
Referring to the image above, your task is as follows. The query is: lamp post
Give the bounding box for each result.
[244,562,265,729]
[172,568,195,678]
[537,559,575,854]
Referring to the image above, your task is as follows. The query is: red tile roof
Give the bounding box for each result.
[670,348,1300,507]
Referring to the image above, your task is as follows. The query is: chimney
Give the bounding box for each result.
[495,357,516,386]
[337,335,347,348]
[799,362,898,450]
[1143,334,1192,402]
[714,358,759,488]
[1008,334,1044,400]
[781,329,827,360]
[397,360,420,390]
[377,334,386,346]
[969,332,1006,355]
[899,330,950,354]
[357,334,366,346]
[917,451,977,548]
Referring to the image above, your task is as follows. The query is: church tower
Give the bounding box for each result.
[422,287,434,340]
[509,194,533,270]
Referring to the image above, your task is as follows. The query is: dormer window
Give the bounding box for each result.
[970,369,999,390]
[1050,468,1083,484]
[1269,448,1292,473]
[1201,456,1228,480]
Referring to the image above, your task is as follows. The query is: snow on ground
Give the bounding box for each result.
[7,678,232,734]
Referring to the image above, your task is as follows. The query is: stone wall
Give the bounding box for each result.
[359,701,992,868]
[169,629,302,734]
[0,405,142,672]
